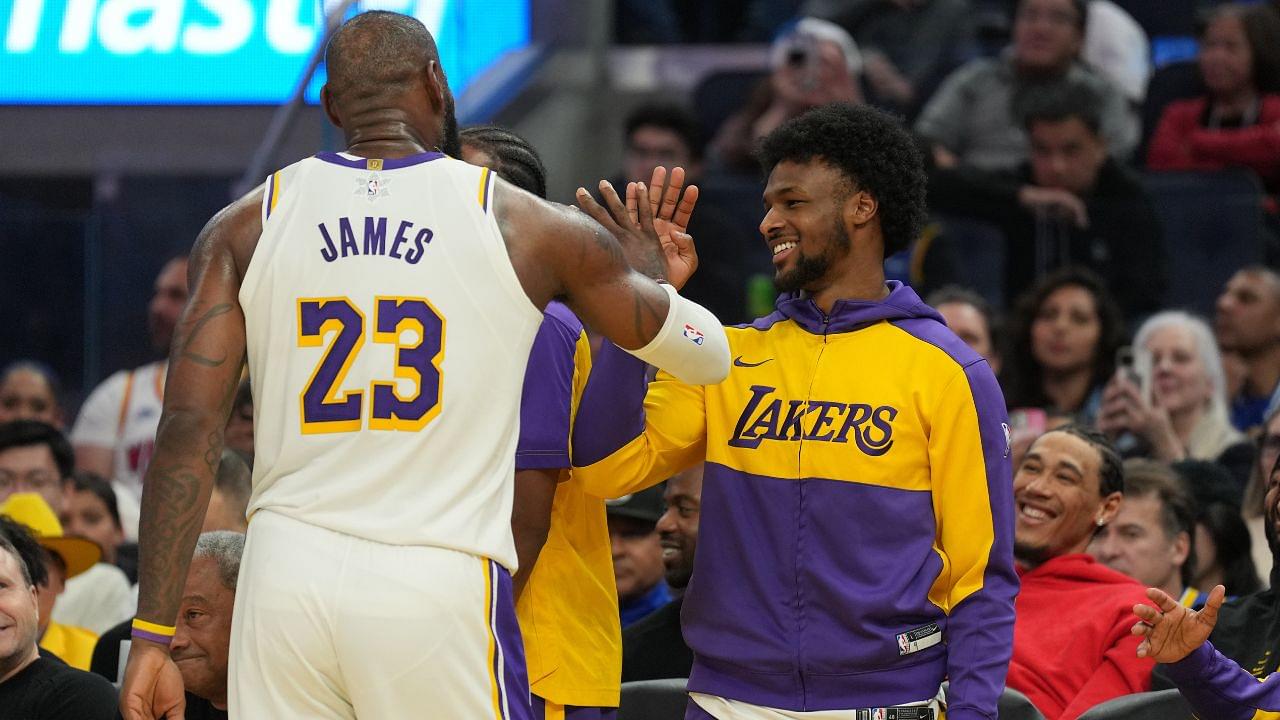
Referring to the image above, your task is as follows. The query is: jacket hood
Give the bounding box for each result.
[1017,552,1143,587]
[773,281,944,334]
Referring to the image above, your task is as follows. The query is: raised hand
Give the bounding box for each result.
[575,179,666,281]
[1132,585,1226,663]
[626,166,699,290]
[120,641,187,720]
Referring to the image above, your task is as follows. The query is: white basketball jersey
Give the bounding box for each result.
[239,151,541,570]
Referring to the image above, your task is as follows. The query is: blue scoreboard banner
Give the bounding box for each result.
[0,0,529,104]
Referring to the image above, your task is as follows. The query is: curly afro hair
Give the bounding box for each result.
[756,103,927,258]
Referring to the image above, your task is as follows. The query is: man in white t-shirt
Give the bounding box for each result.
[71,256,188,540]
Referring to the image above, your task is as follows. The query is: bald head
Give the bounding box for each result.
[322,11,460,157]
[326,11,436,98]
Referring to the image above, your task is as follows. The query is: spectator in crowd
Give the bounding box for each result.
[59,472,123,567]
[71,255,189,542]
[168,531,243,720]
[607,485,671,628]
[0,361,63,428]
[90,532,244,720]
[1001,268,1124,425]
[0,533,115,719]
[1147,4,1280,201]
[927,83,1165,318]
[927,285,1002,373]
[1098,312,1254,485]
[1176,456,1264,600]
[0,422,133,634]
[622,464,702,682]
[223,380,253,459]
[1193,500,1262,598]
[1006,426,1154,718]
[802,0,975,117]
[915,0,1138,171]
[0,419,73,515]
[201,450,251,535]
[53,472,132,634]
[711,18,862,174]
[1089,459,1197,605]
[1215,267,1280,432]
[1244,405,1280,579]
[0,496,100,670]
[618,105,756,324]
[460,125,624,719]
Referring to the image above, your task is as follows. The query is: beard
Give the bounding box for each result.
[1013,541,1051,568]
[1267,504,1280,562]
[439,91,461,158]
[774,216,852,294]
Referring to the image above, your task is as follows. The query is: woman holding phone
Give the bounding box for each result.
[1097,311,1254,486]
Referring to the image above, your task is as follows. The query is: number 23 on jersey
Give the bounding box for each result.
[296,296,445,434]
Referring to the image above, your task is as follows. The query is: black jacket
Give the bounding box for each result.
[621,597,694,682]
[929,158,1166,321]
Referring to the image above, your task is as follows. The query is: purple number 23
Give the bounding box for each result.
[298,297,445,433]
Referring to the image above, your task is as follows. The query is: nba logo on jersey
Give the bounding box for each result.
[683,323,705,346]
[898,633,911,655]
[872,709,886,720]
[354,173,391,201]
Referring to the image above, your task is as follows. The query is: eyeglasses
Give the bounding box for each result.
[0,470,60,494]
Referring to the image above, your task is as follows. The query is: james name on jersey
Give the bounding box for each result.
[317,215,434,265]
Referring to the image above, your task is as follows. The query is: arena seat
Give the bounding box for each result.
[1075,688,1195,719]
[1140,169,1265,315]
[619,678,689,720]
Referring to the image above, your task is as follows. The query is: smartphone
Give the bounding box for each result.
[1115,345,1141,387]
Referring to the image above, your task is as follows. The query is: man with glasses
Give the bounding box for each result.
[0,420,74,515]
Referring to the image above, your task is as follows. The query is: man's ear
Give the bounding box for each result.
[422,60,447,113]
[1172,530,1191,567]
[321,85,343,129]
[843,189,878,232]
[1098,491,1124,526]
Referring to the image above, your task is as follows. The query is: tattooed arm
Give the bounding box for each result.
[121,190,260,720]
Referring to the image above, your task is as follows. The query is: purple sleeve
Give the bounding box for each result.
[515,314,580,470]
[570,340,649,467]
[1166,641,1280,718]
[945,361,1019,720]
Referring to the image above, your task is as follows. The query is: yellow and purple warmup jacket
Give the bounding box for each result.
[516,302,621,710]
[572,283,1018,719]
[1165,641,1280,719]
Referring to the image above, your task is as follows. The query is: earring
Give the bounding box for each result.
[1096,517,1106,527]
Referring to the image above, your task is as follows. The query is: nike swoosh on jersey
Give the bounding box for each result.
[733,356,774,368]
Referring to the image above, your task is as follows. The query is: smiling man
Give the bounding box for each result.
[622,463,703,682]
[573,103,1016,720]
[1006,426,1156,719]
[170,531,242,720]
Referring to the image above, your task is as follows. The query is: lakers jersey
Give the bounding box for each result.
[240,151,542,570]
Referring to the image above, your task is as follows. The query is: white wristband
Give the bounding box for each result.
[625,283,730,385]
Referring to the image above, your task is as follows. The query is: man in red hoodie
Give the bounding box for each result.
[1006,426,1155,719]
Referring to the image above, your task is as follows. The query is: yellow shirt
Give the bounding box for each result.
[515,308,621,708]
[40,621,99,671]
